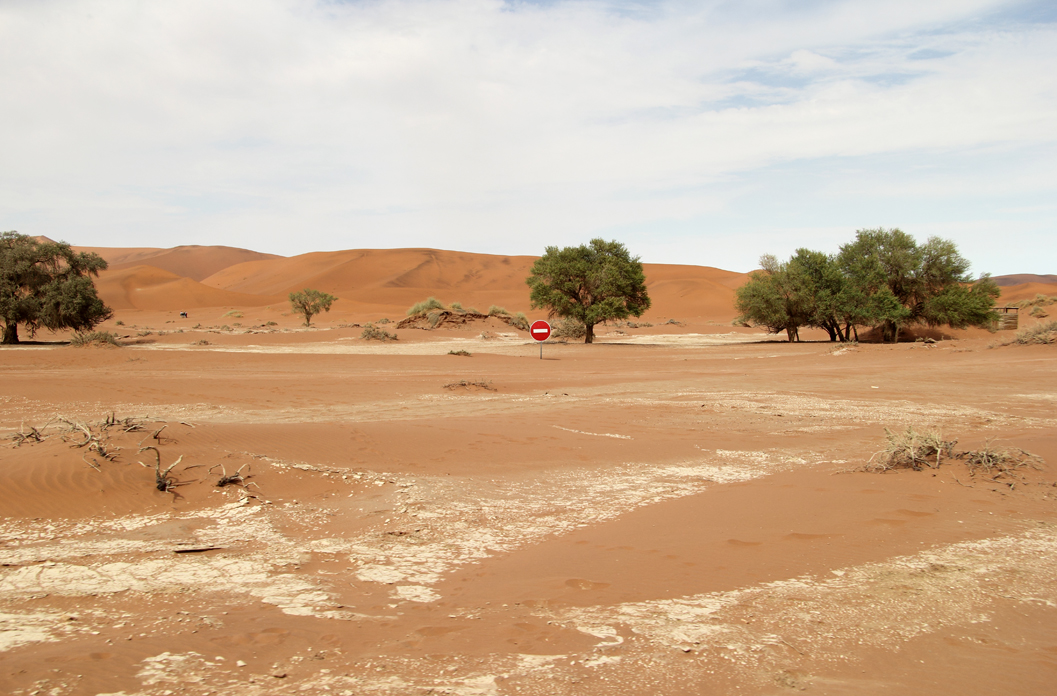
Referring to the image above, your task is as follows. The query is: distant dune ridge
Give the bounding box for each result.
[66,243,1054,319]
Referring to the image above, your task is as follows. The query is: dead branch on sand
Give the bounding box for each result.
[208,462,258,490]
[138,445,185,493]
[443,379,496,391]
[10,419,54,447]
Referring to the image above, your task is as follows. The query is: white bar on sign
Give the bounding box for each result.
[533,328,547,333]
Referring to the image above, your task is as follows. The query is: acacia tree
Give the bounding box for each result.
[733,254,812,341]
[1,232,112,344]
[289,288,336,326]
[526,238,651,343]
[838,229,998,343]
[738,229,998,344]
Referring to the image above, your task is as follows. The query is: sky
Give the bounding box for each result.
[1,0,1055,275]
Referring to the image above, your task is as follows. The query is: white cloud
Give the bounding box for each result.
[0,0,1054,273]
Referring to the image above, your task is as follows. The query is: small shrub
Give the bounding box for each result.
[222,310,243,318]
[448,349,472,357]
[361,324,398,341]
[115,319,125,326]
[192,323,202,329]
[1006,320,1057,346]
[488,305,509,316]
[266,321,278,326]
[1013,293,1057,309]
[194,339,210,346]
[427,311,443,328]
[220,325,232,331]
[510,312,529,330]
[70,330,121,347]
[376,317,391,324]
[136,330,153,337]
[866,427,956,471]
[552,316,586,339]
[663,318,682,326]
[962,441,1043,477]
[407,297,445,316]
[449,302,463,310]
[1030,306,1049,318]
[466,307,481,314]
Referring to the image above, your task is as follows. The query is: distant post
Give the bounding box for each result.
[530,320,551,359]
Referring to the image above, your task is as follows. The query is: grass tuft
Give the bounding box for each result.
[407,297,445,316]
[448,349,472,357]
[487,305,509,316]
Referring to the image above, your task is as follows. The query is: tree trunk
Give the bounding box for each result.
[585,322,595,344]
[2,322,18,345]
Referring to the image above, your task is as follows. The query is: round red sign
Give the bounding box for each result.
[530,320,551,342]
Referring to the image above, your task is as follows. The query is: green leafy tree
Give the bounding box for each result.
[734,254,812,342]
[838,228,997,342]
[289,288,336,326]
[526,238,651,343]
[1,232,112,344]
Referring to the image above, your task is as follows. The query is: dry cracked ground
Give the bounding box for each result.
[1,332,1055,695]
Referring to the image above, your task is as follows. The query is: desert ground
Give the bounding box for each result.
[1,246,1056,696]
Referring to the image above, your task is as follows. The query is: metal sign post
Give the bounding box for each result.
[530,320,551,359]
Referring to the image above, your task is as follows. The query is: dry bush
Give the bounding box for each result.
[552,316,586,339]
[361,324,398,341]
[449,302,463,310]
[407,297,445,316]
[1012,293,1057,309]
[962,442,1043,477]
[1006,320,1057,346]
[865,428,1045,489]
[427,311,442,328]
[1030,306,1049,318]
[375,317,391,324]
[866,427,957,471]
[69,330,120,347]
[448,349,472,356]
[488,305,509,316]
[510,312,529,330]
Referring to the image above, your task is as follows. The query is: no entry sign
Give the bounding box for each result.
[530,320,551,359]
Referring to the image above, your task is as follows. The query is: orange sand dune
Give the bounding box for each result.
[78,244,280,282]
[999,282,1057,304]
[201,248,750,319]
[96,265,282,311]
[202,249,538,312]
[80,242,1056,322]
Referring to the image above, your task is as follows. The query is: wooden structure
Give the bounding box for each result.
[994,306,1019,330]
